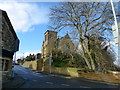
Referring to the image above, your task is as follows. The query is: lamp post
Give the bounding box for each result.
[110,0,120,66]
[110,0,119,44]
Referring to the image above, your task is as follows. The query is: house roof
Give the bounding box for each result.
[59,33,71,41]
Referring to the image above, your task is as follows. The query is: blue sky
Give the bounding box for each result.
[16,24,47,53]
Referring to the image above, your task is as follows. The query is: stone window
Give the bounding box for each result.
[45,34,48,42]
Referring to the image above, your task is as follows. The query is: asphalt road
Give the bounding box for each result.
[13,65,119,88]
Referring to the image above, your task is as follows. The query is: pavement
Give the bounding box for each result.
[2,65,120,89]
[2,73,26,89]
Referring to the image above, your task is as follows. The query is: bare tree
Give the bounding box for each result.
[49,2,115,71]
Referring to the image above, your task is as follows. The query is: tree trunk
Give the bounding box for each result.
[82,52,92,70]
[83,43,95,71]
[80,40,92,70]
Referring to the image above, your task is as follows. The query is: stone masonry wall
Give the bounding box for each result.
[2,15,15,52]
[22,61,79,77]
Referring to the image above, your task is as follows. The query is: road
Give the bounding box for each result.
[13,65,119,88]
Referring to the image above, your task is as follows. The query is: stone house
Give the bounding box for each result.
[41,30,74,58]
[0,10,19,81]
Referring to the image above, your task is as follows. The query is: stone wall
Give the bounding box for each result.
[51,67,79,77]
[22,60,79,77]
[22,61,37,70]
[2,15,15,51]
[22,60,43,71]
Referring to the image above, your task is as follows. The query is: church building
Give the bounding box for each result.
[41,30,74,58]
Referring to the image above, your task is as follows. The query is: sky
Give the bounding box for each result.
[0,1,58,59]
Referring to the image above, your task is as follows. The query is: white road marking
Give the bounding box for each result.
[17,68,28,74]
[18,69,21,70]
[65,77,72,79]
[32,80,37,82]
[46,82,53,84]
[61,84,70,86]
[33,72,41,75]
[38,76,44,77]
[23,78,28,80]
[32,72,36,74]
[22,70,28,74]
[50,75,55,76]
[36,73,40,74]
[42,75,47,77]
[80,86,90,88]
[32,73,44,78]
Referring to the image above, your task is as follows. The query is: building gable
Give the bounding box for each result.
[1,10,19,52]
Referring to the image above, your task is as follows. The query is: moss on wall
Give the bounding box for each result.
[51,67,79,77]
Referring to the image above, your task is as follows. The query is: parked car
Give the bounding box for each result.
[14,63,19,65]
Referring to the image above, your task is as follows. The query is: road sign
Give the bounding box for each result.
[50,57,53,62]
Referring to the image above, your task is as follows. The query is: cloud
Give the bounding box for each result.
[0,1,49,32]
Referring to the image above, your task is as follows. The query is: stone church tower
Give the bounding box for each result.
[42,30,57,58]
